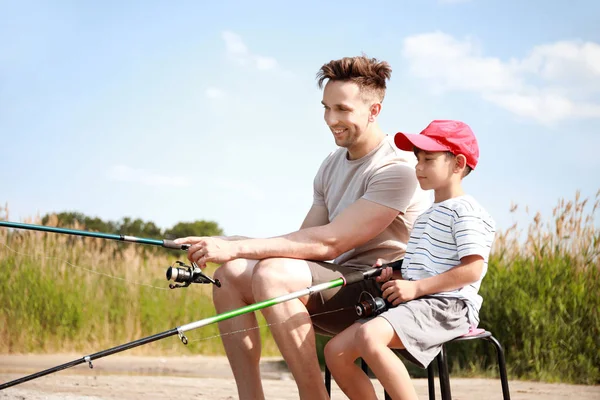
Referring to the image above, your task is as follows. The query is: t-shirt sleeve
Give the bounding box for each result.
[362,163,419,213]
[312,160,326,207]
[452,207,496,261]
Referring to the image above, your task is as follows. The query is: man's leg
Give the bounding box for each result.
[212,259,264,400]
[251,258,331,400]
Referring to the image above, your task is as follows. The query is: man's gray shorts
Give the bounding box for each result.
[306,261,384,336]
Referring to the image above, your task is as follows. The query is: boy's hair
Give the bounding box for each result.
[316,55,392,102]
[414,148,473,177]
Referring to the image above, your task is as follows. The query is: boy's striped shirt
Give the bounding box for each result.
[401,195,496,325]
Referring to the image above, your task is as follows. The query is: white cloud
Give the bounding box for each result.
[108,165,191,187]
[402,32,600,124]
[221,30,290,74]
[222,31,249,57]
[205,87,226,99]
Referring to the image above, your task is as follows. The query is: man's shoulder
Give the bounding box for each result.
[368,136,419,177]
[377,135,418,165]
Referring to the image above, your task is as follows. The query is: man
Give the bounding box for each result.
[175,55,431,400]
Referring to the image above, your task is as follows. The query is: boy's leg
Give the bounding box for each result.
[356,317,419,400]
[324,322,378,400]
[212,259,264,400]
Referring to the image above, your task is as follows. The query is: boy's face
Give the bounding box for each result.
[321,80,376,149]
[414,150,455,191]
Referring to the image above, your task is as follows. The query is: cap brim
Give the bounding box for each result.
[394,132,450,152]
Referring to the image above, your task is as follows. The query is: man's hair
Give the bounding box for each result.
[316,55,392,102]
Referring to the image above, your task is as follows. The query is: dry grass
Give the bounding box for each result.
[1,190,599,383]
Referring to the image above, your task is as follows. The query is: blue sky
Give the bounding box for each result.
[1,0,599,239]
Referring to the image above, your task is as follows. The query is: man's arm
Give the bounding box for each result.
[300,204,329,230]
[212,204,328,242]
[177,199,400,266]
[232,199,398,261]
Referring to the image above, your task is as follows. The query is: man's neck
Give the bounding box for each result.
[346,126,386,160]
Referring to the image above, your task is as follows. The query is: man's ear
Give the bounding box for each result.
[455,154,467,173]
[369,103,382,121]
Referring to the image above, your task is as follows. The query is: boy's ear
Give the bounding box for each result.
[455,154,467,173]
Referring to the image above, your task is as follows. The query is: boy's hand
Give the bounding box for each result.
[381,279,420,305]
[373,258,393,283]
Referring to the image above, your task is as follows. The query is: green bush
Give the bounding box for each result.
[1,191,598,384]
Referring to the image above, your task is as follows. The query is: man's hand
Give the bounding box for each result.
[381,279,420,306]
[174,237,238,268]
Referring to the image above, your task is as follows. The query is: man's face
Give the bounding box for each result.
[321,80,374,149]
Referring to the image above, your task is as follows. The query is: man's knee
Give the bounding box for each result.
[213,259,251,284]
[252,258,312,298]
[213,259,255,304]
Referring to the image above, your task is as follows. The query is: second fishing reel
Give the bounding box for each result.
[166,260,221,289]
[355,259,403,317]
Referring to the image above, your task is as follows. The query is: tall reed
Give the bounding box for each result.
[444,190,599,384]
[1,191,598,384]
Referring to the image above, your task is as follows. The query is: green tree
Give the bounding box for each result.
[164,220,223,239]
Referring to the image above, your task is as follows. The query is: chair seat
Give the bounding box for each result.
[451,327,492,342]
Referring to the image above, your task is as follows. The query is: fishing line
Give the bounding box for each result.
[0,241,352,342]
[0,241,170,291]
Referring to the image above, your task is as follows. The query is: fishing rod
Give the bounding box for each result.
[0,266,386,390]
[0,220,220,287]
[0,221,189,250]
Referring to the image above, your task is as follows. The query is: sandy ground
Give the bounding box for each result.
[1,354,599,400]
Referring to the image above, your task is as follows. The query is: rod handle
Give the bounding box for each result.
[163,240,191,250]
[343,268,382,285]
[343,259,403,286]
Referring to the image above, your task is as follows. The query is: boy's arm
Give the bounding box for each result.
[413,254,484,297]
[381,255,484,304]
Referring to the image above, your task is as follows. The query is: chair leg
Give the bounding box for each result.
[486,336,511,400]
[325,365,331,396]
[427,363,436,400]
[436,347,452,400]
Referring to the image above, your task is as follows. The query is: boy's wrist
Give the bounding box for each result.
[414,280,427,298]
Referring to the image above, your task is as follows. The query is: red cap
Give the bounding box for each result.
[394,120,479,169]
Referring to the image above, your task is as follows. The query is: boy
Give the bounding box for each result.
[324,120,496,400]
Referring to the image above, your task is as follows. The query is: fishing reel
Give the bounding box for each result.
[355,259,403,317]
[166,260,221,289]
[355,291,390,318]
